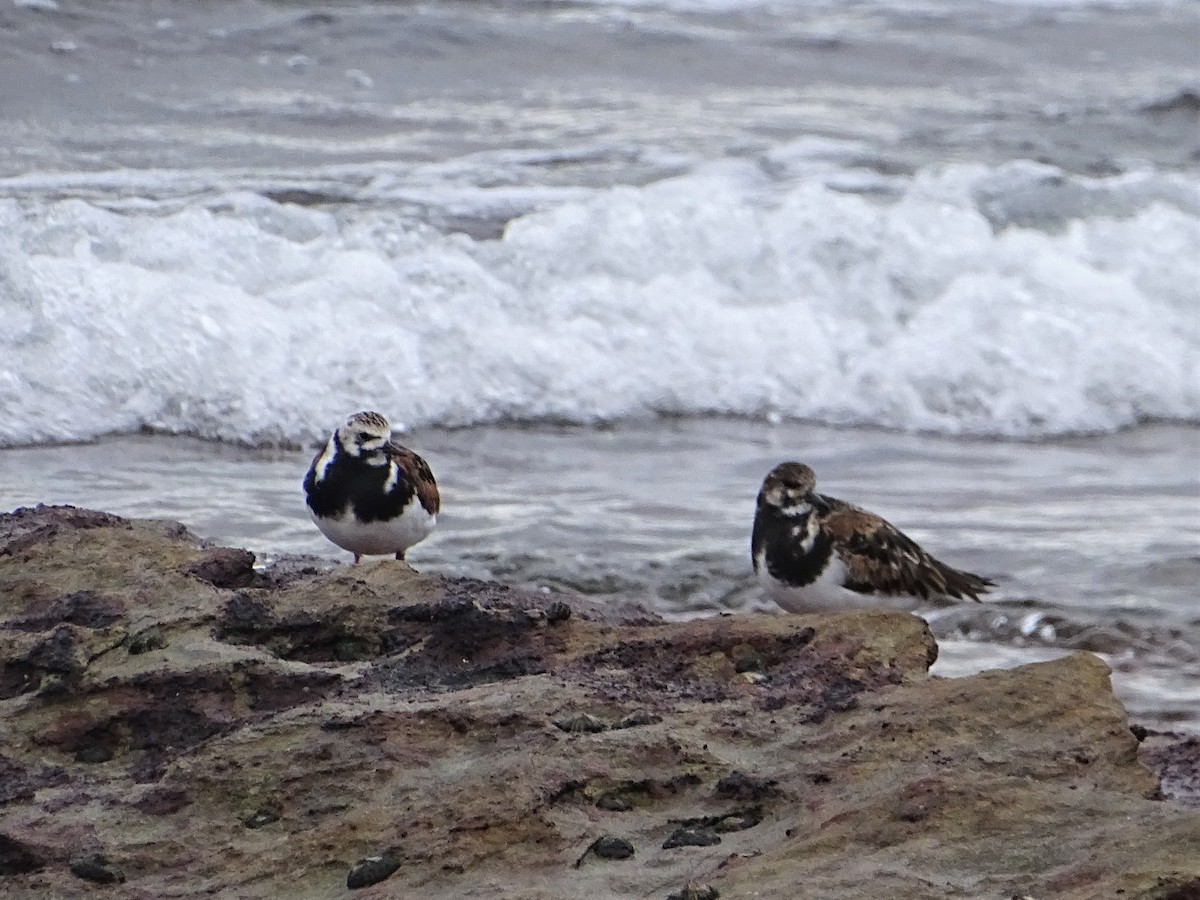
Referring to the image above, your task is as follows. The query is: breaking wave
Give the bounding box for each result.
[1,158,1197,446]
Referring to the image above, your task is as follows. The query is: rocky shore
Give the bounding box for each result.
[2,504,1200,899]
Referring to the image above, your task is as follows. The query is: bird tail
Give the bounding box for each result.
[938,563,994,602]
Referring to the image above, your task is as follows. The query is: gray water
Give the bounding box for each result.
[2,420,1197,728]
[3,0,1200,190]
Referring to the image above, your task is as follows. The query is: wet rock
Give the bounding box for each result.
[663,808,763,843]
[894,779,946,823]
[134,786,191,816]
[1142,733,1200,808]
[128,626,168,654]
[333,636,379,662]
[662,827,721,849]
[0,505,129,557]
[74,745,115,764]
[10,590,125,631]
[0,659,39,700]
[520,606,549,625]
[662,773,703,793]
[134,518,194,541]
[520,602,573,627]
[185,548,257,588]
[712,808,762,833]
[219,592,275,634]
[217,590,384,662]
[254,554,339,588]
[242,808,281,829]
[731,643,766,674]
[373,592,558,688]
[614,709,661,729]
[545,601,572,624]
[667,886,719,900]
[582,773,701,812]
[69,852,126,884]
[346,851,401,889]
[589,835,635,861]
[1153,876,1200,898]
[320,715,364,732]
[596,793,633,812]
[820,678,862,713]
[554,713,608,734]
[0,833,47,875]
[30,625,90,676]
[714,771,777,802]
[0,756,68,805]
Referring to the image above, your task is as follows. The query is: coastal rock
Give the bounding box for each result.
[0,504,1198,898]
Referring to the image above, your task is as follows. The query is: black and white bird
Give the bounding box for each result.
[303,411,440,564]
[751,461,992,612]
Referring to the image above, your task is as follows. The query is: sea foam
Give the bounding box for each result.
[0,160,1196,447]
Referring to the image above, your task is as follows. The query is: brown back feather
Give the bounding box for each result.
[817,495,991,601]
[387,442,441,515]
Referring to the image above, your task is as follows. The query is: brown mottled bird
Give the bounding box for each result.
[751,462,992,612]
[303,411,440,564]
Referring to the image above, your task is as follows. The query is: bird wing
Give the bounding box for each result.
[386,442,441,515]
[817,495,990,601]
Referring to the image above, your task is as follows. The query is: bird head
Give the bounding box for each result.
[758,462,822,516]
[336,410,392,458]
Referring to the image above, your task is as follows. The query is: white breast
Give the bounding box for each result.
[754,549,917,613]
[310,504,436,557]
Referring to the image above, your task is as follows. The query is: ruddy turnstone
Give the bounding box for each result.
[303,411,440,564]
[751,462,992,612]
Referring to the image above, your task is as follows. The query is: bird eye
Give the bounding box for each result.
[357,432,371,443]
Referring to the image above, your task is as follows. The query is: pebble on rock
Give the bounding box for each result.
[128,628,167,655]
[574,835,635,867]
[69,853,125,884]
[714,771,777,801]
[596,792,633,811]
[554,713,608,733]
[731,645,766,674]
[346,851,401,889]
[713,809,762,833]
[74,745,114,764]
[544,601,572,624]
[242,808,280,829]
[662,827,721,849]
[614,709,661,729]
[591,835,635,860]
[667,885,720,900]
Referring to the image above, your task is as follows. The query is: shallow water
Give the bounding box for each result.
[2,420,1197,728]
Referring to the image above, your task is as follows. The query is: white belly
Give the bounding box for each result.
[310,505,436,557]
[754,549,916,613]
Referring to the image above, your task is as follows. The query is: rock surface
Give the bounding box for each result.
[1,504,1199,899]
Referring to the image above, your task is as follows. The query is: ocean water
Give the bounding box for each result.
[0,0,1197,723]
